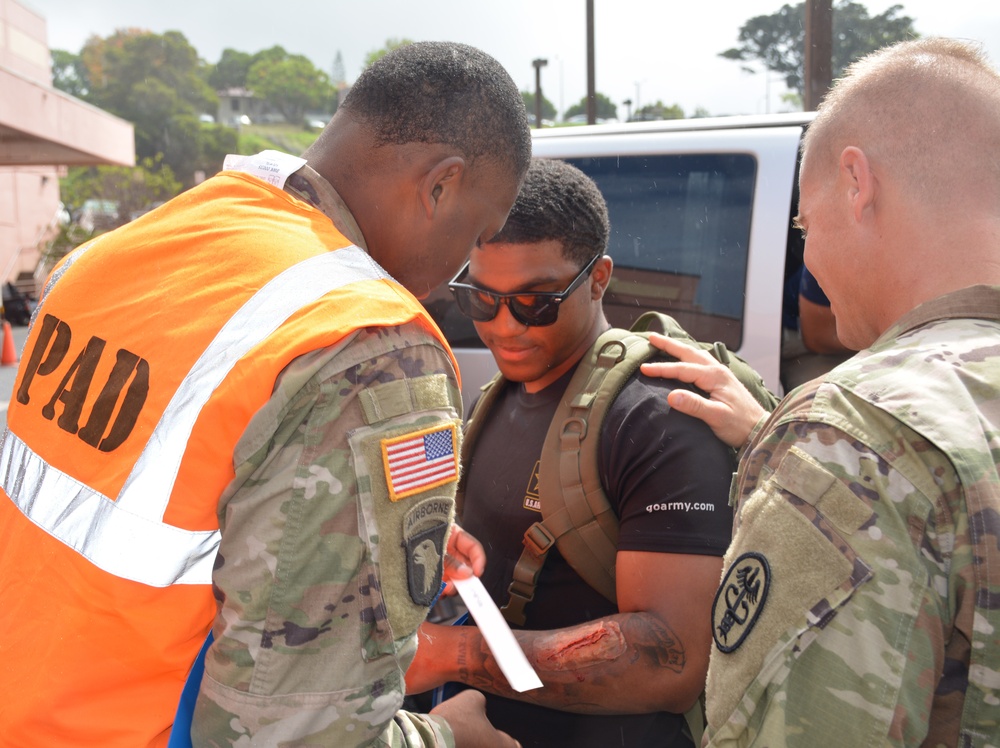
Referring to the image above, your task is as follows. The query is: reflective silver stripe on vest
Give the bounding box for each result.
[3,245,392,587]
[0,429,220,586]
[118,246,388,520]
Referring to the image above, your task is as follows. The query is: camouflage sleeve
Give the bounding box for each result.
[703,384,966,748]
[191,323,461,747]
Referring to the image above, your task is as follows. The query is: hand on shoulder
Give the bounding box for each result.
[640,333,767,449]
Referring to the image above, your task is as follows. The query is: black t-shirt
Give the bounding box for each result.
[459,362,735,748]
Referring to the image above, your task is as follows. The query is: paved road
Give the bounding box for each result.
[0,322,30,429]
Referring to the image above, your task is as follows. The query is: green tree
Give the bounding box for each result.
[48,156,183,264]
[79,29,219,185]
[329,50,348,114]
[633,101,684,121]
[521,91,556,124]
[780,92,804,110]
[50,49,90,98]
[246,53,335,126]
[196,123,239,178]
[59,156,182,226]
[720,1,917,95]
[208,48,253,90]
[250,45,290,68]
[331,50,347,88]
[563,92,618,121]
[363,38,414,69]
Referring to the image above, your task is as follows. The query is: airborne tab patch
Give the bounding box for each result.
[402,499,451,606]
[381,423,458,501]
[712,551,771,653]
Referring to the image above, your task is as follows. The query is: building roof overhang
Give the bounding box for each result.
[0,65,134,167]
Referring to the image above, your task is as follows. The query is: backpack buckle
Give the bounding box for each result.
[523,521,556,557]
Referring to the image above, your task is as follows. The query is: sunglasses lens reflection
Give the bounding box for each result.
[510,298,557,326]
[453,288,493,321]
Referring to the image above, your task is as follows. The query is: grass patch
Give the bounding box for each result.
[236,124,321,155]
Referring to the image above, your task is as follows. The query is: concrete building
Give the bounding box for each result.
[215,87,270,127]
[0,0,133,296]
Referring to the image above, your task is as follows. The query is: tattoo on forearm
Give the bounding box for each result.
[457,633,469,685]
[627,615,685,674]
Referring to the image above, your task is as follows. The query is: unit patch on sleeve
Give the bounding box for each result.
[402,498,451,606]
[712,551,771,653]
[381,423,458,501]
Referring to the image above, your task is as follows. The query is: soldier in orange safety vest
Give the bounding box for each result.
[0,42,530,748]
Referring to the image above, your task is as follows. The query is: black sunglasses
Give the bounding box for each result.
[448,253,602,327]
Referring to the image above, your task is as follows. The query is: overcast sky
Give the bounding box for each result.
[24,0,1000,118]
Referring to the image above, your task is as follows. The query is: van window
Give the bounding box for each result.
[566,153,756,350]
[421,153,757,351]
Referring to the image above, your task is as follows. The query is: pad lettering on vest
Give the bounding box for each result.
[16,312,149,451]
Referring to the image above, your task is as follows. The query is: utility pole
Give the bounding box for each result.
[586,0,596,124]
[803,0,833,110]
[532,58,548,128]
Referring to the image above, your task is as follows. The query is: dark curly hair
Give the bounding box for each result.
[489,158,609,267]
[342,42,531,180]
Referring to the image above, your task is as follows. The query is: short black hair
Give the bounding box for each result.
[489,158,609,266]
[342,42,531,180]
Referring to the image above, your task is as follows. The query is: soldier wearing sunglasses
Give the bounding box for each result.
[406,158,735,748]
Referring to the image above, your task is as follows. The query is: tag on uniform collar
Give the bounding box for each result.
[222,150,307,189]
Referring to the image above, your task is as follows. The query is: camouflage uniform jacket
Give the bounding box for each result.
[190,164,461,747]
[704,285,1000,747]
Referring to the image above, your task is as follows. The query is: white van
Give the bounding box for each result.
[420,112,815,403]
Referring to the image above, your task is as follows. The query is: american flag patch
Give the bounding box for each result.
[381,424,459,502]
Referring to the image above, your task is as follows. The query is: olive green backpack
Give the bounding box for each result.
[456,311,778,744]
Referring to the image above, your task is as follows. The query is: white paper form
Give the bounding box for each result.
[454,575,543,693]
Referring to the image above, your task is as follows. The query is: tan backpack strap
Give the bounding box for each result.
[500,520,554,625]
[501,329,654,624]
[502,313,777,625]
[501,482,600,624]
[632,311,780,411]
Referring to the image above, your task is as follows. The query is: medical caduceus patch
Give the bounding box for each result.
[712,551,771,653]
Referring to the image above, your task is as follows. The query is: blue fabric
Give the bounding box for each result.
[784,266,832,331]
[799,266,831,306]
[783,265,804,330]
[167,631,213,748]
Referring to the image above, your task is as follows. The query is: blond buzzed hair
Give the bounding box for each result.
[803,38,1000,208]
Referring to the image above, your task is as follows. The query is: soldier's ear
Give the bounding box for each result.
[591,255,613,300]
[840,146,875,224]
[419,157,466,219]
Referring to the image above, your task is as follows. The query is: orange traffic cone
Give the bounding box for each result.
[2,320,18,366]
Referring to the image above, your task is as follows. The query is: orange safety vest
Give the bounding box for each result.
[0,161,455,747]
